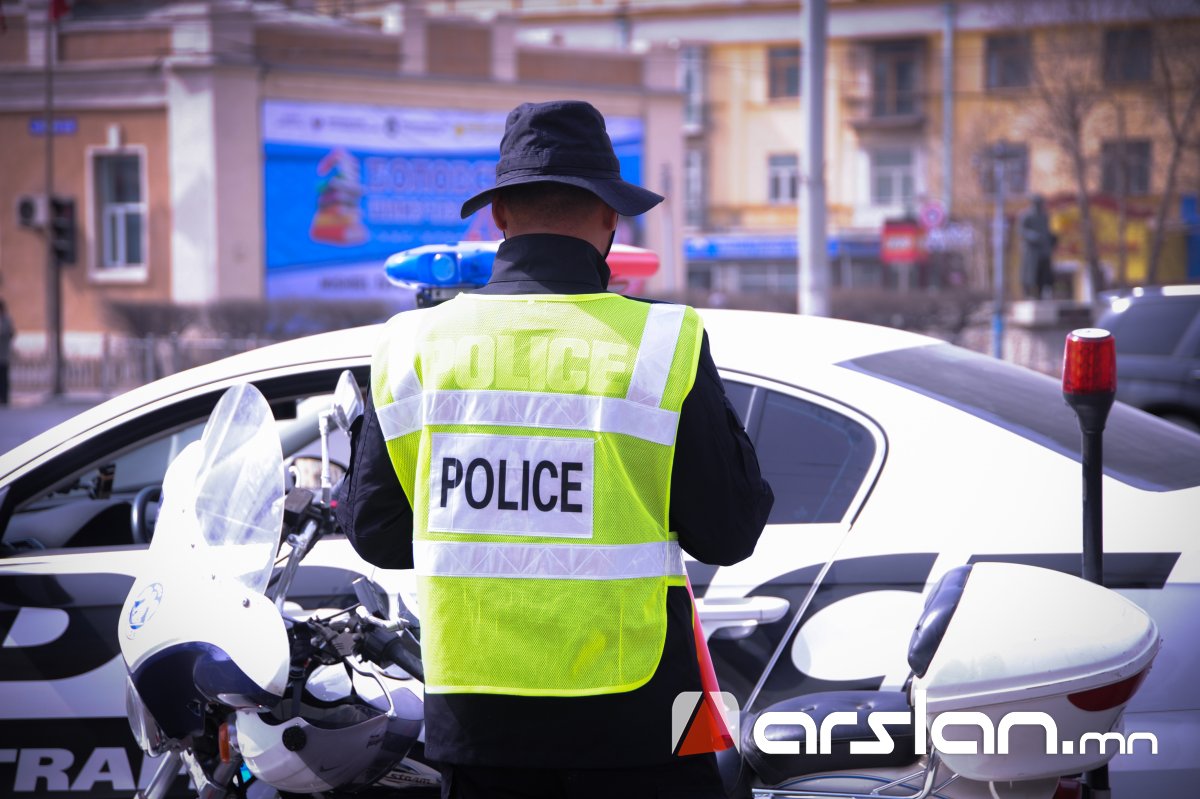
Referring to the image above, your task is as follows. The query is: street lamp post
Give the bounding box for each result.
[979,142,1024,360]
[797,0,829,317]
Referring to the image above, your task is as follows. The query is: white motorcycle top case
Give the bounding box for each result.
[911,562,1160,782]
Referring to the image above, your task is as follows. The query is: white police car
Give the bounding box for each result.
[1,309,1197,798]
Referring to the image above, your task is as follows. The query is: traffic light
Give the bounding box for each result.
[50,195,77,265]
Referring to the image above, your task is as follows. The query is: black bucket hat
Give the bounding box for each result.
[459,100,664,219]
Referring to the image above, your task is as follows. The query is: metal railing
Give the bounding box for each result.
[10,335,273,396]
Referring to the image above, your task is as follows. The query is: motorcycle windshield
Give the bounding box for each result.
[149,383,284,594]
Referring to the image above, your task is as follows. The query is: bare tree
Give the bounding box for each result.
[1022,0,1110,297]
[1146,0,1200,283]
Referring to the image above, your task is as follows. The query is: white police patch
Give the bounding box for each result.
[429,433,594,538]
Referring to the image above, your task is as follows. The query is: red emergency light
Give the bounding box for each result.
[606,244,660,294]
[1062,329,1116,397]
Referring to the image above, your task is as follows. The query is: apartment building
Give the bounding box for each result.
[0,0,684,353]
[435,0,1200,300]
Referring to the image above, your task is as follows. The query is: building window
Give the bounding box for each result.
[872,41,920,117]
[685,147,706,227]
[1104,27,1153,84]
[768,154,799,204]
[980,143,1030,196]
[94,152,147,270]
[1101,139,1152,196]
[768,45,801,99]
[870,149,915,207]
[985,33,1031,89]
[681,45,706,129]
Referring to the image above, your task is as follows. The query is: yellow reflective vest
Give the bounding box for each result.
[371,292,703,696]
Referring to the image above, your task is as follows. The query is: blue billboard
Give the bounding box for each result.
[261,100,646,299]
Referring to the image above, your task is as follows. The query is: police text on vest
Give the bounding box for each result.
[429,433,594,538]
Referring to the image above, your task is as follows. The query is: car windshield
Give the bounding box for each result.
[842,343,1200,492]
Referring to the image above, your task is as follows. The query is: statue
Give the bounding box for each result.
[1020,195,1057,299]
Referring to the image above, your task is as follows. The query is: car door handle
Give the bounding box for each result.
[696,595,790,624]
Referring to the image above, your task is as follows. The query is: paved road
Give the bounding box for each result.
[0,393,106,457]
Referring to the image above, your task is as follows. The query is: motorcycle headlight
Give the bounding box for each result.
[125,674,169,756]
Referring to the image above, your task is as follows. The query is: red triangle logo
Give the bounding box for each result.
[676,692,735,756]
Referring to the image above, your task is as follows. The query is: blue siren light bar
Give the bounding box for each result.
[384,242,501,289]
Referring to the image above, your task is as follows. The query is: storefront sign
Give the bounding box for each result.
[881,220,927,265]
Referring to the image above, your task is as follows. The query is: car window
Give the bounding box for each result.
[108,422,206,492]
[723,379,754,427]
[3,389,351,554]
[844,343,1200,492]
[753,390,877,524]
[1099,297,1200,356]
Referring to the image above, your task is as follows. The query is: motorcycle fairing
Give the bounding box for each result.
[131,640,282,740]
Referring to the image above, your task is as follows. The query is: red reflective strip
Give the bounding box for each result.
[1067,666,1151,712]
[219,723,232,763]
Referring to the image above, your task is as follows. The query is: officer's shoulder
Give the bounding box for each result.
[381,306,437,334]
[622,295,703,325]
[620,295,697,313]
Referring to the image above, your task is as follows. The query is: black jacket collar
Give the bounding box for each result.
[472,234,611,295]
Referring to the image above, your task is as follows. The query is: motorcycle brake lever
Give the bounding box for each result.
[354,605,405,633]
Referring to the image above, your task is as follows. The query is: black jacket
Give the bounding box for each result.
[337,233,773,768]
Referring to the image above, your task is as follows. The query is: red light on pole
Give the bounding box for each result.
[1062,327,1118,799]
[1062,329,1116,397]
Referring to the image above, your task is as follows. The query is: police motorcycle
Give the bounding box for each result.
[118,375,436,799]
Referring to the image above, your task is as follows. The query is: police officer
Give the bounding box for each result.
[338,100,773,799]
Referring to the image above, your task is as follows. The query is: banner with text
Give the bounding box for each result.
[262,100,646,299]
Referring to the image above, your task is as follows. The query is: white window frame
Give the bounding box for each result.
[869,148,916,209]
[685,147,706,228]
[680,45,706,132]
[87,145,149,284]
[768,153,799,205]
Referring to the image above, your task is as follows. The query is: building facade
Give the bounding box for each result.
[0,0,684,355]
[439,0,1200,301]
[3,0,1197,361]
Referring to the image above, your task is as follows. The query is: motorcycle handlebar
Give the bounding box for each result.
[361,625,425,682]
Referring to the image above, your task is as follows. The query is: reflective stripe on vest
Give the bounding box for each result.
[378,389,681,446]
[371,295,703,697]
[414,540,684,580]
[377,304,687,445]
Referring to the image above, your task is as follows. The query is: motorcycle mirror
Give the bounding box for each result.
[331,370,364,433]
[286,455,346,492]
[352,577,390,619]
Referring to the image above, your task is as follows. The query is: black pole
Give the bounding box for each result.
[1080,414,1110,798]
[1063,335,1115,799]
[1081,429,1103,586]
[1070,395,1112,587]
[45,2,64,397]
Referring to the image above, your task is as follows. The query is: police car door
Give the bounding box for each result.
[693,374,887,713]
